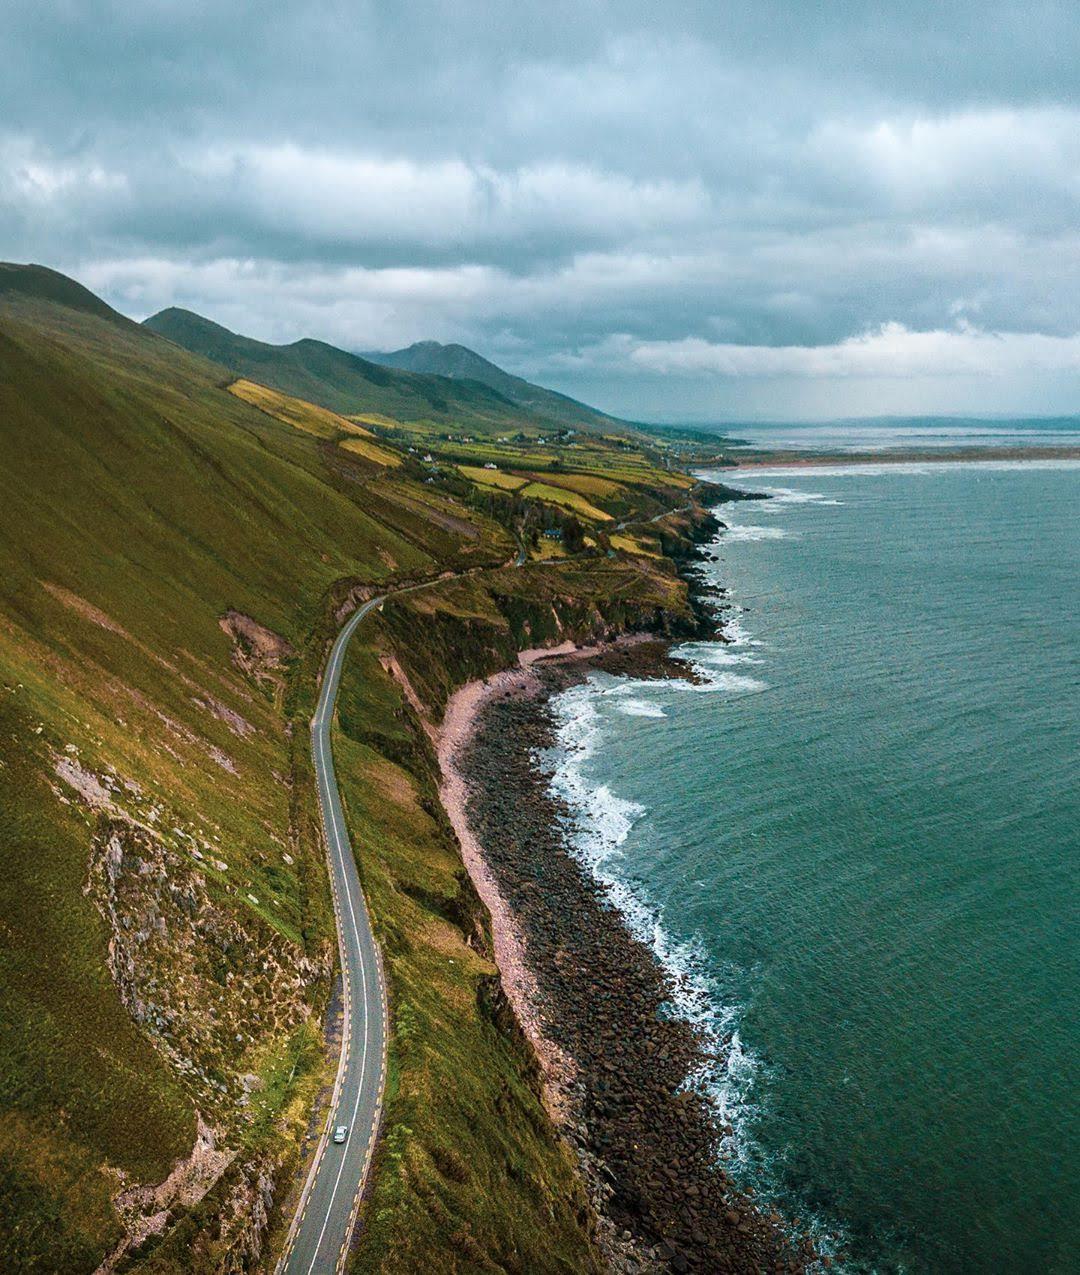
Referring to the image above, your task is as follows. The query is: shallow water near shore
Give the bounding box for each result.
[546,461,1079,1272]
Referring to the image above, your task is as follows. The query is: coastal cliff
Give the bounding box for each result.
[329,497,811,1273]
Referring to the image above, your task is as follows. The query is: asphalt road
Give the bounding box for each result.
[279,596,389,1275]
[276,511,684,1270]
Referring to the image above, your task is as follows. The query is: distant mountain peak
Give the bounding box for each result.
[364,339,623,431]
[140,308,628,433]
[142,307,559,427]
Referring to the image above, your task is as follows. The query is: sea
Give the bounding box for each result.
[711,416,1080,454]
[544,442,1079,1272]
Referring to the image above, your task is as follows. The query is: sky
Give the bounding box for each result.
[6,1,1080,421]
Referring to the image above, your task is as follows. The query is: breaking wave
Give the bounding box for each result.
[616,698,668,717]
[720,522,791,541]
[545,683,767,1182]
[757,486,844,506]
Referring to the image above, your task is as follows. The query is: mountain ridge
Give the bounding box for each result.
[364,337,627,432]
[143,308,620,434]
[0,261,135,327]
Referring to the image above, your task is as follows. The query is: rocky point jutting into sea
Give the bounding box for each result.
[436,500,820,1275]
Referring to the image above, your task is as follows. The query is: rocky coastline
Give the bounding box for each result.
[436,518,819,1275]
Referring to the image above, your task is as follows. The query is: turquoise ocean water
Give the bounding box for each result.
[547,460,1079,1272]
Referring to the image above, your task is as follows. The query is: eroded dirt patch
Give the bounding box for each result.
[41,581,132,638]
[219,610,295,691]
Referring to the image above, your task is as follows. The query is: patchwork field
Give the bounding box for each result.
[523,470,626,498]
[519,481,612,522]
[457,464,527,491]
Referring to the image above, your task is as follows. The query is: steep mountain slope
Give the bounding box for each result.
[0,265,524,1270]
[143,307,548,432]
[2,264,700,1274]
[0,259,737,1275]
[0,260,134,326]
[365,339,627,432]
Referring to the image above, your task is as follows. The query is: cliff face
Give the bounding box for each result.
[87,822,324,1121]
[377,535,717,720]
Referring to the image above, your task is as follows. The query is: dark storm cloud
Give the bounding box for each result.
[6,1,1080,417]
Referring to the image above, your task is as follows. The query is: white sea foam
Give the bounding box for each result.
[717,610,757,647]
[668,608,770,692]
[665,657,769,694]
[545,684,771,1175]
[682,643,762,667]
[721,522,790,542]
[548,688,644,870]
[547,681,851,1272]
[616,698,667,718]
[703,671,768,693]
[757,486,844,506]
[668,643,769,694]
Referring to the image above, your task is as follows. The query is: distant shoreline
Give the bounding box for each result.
[723,445,1080,470]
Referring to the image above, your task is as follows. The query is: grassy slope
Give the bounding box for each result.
[0,267,509,1269]
[143,308,547,434]
[1,263,712,1273]
[225,378,403,465]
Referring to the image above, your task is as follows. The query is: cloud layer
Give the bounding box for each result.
[5,2,1080,419]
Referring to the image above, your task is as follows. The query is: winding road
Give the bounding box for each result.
[277,503,691,1270]
[279,555,527,1271]
[278,595,389,1275]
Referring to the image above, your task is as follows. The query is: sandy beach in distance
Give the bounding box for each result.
[725,445,1080,470]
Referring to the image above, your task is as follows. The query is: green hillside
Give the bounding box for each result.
[144,307,555,433]
[0,261,136,326]
[0,263,713,1272]
[0,265,514,1269]
[364,339,628,432]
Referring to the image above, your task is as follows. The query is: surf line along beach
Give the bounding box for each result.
[436,630,818,1275]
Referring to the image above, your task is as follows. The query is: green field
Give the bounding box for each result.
[518,481,612,522]
[457,464,528,491]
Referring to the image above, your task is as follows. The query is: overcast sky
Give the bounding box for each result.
[7,2,1080,420]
